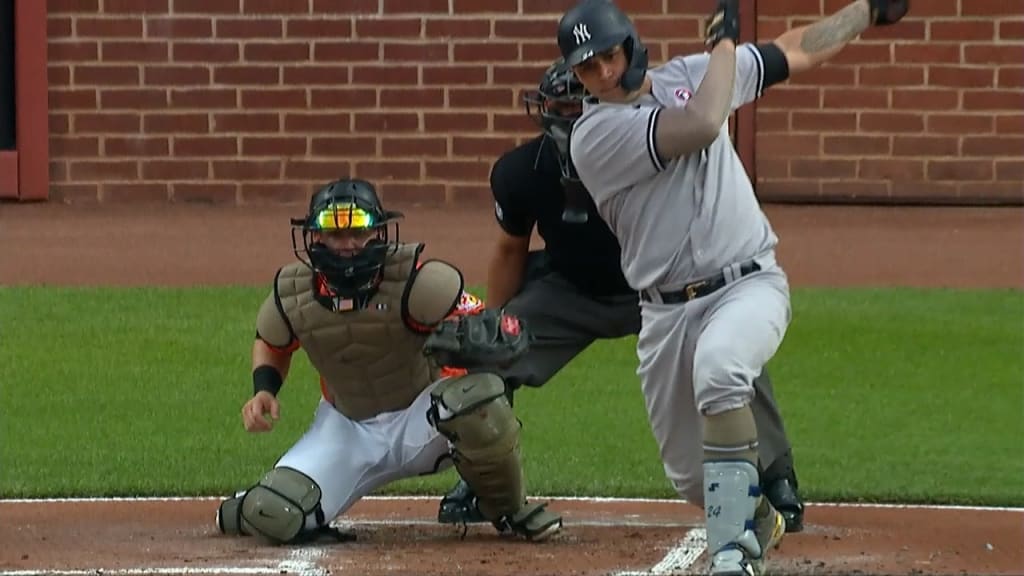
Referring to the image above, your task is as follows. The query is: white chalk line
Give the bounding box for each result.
[0,565,284,569]
[615,527,708,576]
[0,549,330,576]
[329,517,693,528]
[2,494,1021,512]
[277,547,328,576]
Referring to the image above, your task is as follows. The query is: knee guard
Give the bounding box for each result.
[216,489,248,536]
[217,467,325,544]
[427,373,561,540]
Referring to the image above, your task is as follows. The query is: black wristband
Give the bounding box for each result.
[253,365,283,397]
[755,42,791,89]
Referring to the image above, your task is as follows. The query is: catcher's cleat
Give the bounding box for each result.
[498,501,563,542]
[290,524,357,545]
[764,476,804,533]
[437,478,488,525]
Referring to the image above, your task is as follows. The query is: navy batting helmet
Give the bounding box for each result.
[557,0,649,92]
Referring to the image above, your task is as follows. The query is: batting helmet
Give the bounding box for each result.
[290,178,403,303]
[557,0,649,92]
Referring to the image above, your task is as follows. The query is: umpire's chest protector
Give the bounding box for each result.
[275,243,443,422]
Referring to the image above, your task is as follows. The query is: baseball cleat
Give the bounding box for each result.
[708,531,762,576]
[765,476,804,533]
[524,516,563,542]
[437,479,487,525]
[749,500,786,575]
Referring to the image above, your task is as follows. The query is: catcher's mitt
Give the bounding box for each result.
[423,308,529,369]
[868,0,908,26]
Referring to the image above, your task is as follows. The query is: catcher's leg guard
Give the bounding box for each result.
[216,489,249,535]
[217,467,326,545]
[427,373,562,541]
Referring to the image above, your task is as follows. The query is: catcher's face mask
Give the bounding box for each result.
[524,58,585,165]
[292,200,395,305]
[525,58,590,224]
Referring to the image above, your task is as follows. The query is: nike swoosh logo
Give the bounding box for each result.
[257,510,274,519]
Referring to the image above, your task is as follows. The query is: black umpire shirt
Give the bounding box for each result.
[491,134,633,297]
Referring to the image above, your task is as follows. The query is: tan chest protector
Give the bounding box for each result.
[274,243,459,421]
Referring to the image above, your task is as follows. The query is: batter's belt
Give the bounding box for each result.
[640,259,762,304]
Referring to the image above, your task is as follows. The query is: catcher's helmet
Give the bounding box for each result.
[290,179,403,304]
[557,0,648,92]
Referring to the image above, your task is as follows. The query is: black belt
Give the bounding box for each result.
[640,261,761,304]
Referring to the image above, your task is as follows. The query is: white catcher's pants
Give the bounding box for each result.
[274,380,453,525]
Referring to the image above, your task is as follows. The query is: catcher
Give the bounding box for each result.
[215,178,562,544]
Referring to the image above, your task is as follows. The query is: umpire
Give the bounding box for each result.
[436,58,805,533]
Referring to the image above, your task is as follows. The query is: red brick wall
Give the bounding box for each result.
[755,0,1023,203]
[45,0,1022,205]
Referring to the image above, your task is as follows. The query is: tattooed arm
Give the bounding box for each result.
[772,0,873,75]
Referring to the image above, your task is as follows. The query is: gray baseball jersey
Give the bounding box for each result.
[570,43,777,292]
[568,43,794,505]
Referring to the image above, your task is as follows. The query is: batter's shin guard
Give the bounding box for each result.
[704,460,764,575]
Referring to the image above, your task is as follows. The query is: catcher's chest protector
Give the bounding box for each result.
[275,243,438,421]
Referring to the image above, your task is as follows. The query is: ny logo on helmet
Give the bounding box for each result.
[572,23,591,45]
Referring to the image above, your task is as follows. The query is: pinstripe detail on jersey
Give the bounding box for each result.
[744,43,766,99]
[647,107,666,172]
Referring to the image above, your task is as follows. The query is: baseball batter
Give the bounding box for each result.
[557,0,908,574]
[215,178,562,545]
[438,58,805,534]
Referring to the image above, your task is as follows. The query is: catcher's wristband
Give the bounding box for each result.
[252,365,283,397]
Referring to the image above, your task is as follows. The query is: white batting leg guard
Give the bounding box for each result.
[705,460,764,576]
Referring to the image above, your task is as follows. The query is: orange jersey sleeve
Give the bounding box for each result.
[262,338,300,355]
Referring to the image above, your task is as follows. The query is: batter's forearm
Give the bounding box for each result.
[773,0,871,75]
[654,40,736,159]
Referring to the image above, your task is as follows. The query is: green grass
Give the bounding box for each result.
[1,286,1022,506]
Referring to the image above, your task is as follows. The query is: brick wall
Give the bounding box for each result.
[45,0,1022,205]
[755,0,1023,203]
